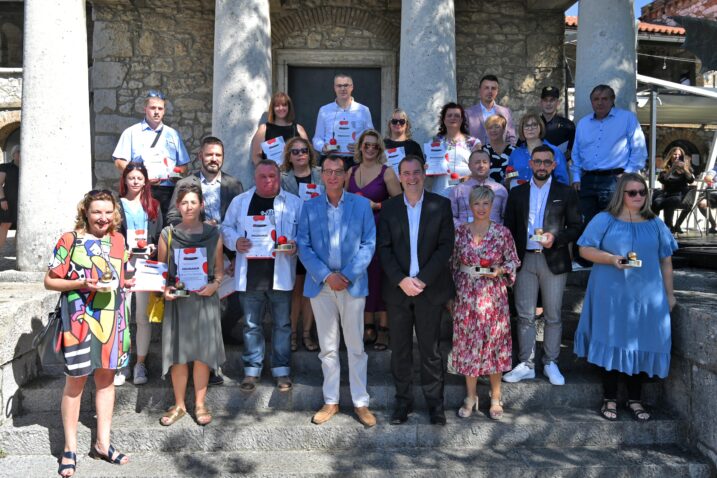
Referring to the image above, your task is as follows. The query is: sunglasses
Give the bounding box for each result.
[363,143,379,150]
[146,90,166,100]
[624,189,647,197]
[390,119,406,126]
[290,148,309,155]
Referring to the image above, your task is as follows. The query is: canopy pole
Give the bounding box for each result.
[649,86,658,190]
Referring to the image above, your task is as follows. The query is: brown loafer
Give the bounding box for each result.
[311,403,339,425]
[355,406,377,427]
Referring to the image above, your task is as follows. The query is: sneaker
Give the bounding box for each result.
[133,363,148,385]
[209,371,224,386]
[543,362,565,386]
[502,362,535,383]
[113,370,127,386]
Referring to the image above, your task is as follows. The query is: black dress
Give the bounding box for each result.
[384,138,424,159]
[0,162,18,224]
[262,123,299,159]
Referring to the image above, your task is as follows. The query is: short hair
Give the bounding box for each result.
[531,144,555,160]
[480,74,500,87]
[322,155,346,170]
[175,182,204,205]
[484,114,507,130]
[267,92,296,124]
[398,155,425,174]
[518,113,546,142]
[75,190,121,234]
[333,73,353,84]
[590,84,616,100]
[469,149,491,163]
[438,102,469,136]
[201,136,224,155]
[386,108,413,139]
[606,173,655,219]
[354,129,386,165]
[280,136,317,172]
[469,185,495,205]
[255,159,281,176]
[9,145,20,159]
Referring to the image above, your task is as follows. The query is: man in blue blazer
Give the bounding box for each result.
[297,155,377,427]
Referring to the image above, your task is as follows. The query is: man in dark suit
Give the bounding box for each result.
[378,155,455,426]
[503,145,582,386]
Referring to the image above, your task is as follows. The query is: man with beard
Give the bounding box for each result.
[465,75,517,146]
[503,145,581,386]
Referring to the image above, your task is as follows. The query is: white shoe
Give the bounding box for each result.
[502,362,535,383]
[133,363,148,385]
[113,370,126,386]
[543,362,565,386]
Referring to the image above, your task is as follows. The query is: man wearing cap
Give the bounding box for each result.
[113,90,191,220]
[539,86,575,162]
[466,74,517,146]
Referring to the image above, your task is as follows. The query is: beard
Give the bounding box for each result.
[533,170,551,181]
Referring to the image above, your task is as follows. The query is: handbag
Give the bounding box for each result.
[33,232,77,369]
[147,227,172,323]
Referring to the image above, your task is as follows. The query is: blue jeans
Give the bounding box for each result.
[239,290,292,378]
[579,173,618,226]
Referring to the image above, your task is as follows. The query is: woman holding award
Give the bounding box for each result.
[45,190,131,475]
[507,114,569,187]
[250,92,310,166]
[116,163,163,386]
[383,108,423,158]
[574,174,677,422]
[280,137,322,351]
[482,115,514,183]
[430,102,480,195]
[449,186,519,420]
[158,183,225,427]
[346,129,401,350]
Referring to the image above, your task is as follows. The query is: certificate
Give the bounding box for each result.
[423,141,448,176]
[244,215,276,259]
[334,119,356,154]
[127,229,148,250]
[142,148,173,180]
[217,256,236,299]
[385,147,405,174]
[174,247,209,291]
[298,183,323,201]
[260,136,286,164]
[131,259,168,292]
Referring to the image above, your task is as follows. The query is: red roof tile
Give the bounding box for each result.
[565,16,685,36]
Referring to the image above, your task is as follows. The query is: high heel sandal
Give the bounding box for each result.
[373,326,389,351]
[89,443,128,465]
[489,394,504,420]
[303,332,319,352]
[363,325,376,344]
[457,396,477,418]
[57,451,76,477]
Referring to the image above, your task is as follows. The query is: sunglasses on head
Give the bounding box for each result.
[390,119,406,126]
[146,90,166,100]
[624,189,647,197]
[290,148,309,155]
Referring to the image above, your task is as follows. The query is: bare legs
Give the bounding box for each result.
[166,361,210,413]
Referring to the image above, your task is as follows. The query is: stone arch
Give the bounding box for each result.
[271,6,400,47]
[0,109,20,154]
[657,127,711,173]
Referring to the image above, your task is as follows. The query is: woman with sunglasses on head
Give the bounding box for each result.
[574,173,677,422]
[507,113,569,188]
[280,137,323,352]
[384,108,423,159]
[250,92,310,166]
[115,163,163,386]
[651,146,694,233]
[45,190,132,476]
[158,183,225,427]
[346,129,401,350]
[430,102,480,195]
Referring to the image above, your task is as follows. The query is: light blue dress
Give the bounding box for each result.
[573,212,678,378]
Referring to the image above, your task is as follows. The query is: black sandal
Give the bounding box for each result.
[626,400,651,421]
[57,451,76,477]
[363,325,376,344]
[600,399,618,421]
[89,444,128,465]
[290,332,298,352]
[373,326,389,351]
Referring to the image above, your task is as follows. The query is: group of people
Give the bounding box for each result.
[45,77,680,477]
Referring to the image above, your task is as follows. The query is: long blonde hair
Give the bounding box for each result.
[664,146,691,173]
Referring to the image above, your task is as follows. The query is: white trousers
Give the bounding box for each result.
[310,284,369,407]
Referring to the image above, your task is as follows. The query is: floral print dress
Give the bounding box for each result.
[449,222,519,377]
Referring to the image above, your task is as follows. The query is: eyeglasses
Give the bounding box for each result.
[335,83,352,89]
[322,169,345,177]
[530,159,554,166]
[390,119,406,126]
[363,143,379,150]
[624,189,647,197]
[524,123,540,129]
[146,90,166,100]
[290,148,309,155]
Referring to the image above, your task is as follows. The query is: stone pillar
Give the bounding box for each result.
[398,0,457,146]
[212,0,271,189]
[574,0,637,121]
[17,0,92,271]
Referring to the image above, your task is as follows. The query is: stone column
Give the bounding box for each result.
[398,0,457,146]
[17,0,92,271]
[212,0,271,189]
[574,0,637,121]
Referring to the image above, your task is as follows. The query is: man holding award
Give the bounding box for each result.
[503,145,582,386]
[222,160,303,392]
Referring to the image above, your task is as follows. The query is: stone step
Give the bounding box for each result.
[18,370,662,415]
[0,408,686,457]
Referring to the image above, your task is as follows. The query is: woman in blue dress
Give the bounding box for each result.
[574,173,677,422]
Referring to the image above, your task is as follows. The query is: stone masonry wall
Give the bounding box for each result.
[0,70,21,109]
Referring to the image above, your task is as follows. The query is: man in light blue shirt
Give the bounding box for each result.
[570,84,647,226]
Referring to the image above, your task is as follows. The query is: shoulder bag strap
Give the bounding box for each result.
[149,128,163,149]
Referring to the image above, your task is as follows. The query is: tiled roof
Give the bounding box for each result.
[565,16,686,36]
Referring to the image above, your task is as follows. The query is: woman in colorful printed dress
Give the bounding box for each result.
[450,186,519,420]
[45,190,131,476]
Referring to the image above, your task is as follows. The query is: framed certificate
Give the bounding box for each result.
[260,136,286,164]
[386,147,405,175]
[244,215,276,259]
[174,247,209,291]
[298,183,323,201]
[131,259,168,292]
[423,141,448,176]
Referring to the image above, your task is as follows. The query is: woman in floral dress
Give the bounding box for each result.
[450,186,519,420]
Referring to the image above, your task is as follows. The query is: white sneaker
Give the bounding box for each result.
[543,362,565,386]
[133,363,148,385]
[113,370,126,386]
[502,362,536,383]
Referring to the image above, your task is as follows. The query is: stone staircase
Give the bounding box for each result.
[0,270,713,477]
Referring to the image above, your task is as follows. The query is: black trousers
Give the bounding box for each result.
[652,191,689,227]
[387,296,445,409]
[151,185,175,224]
[601,369,644,401]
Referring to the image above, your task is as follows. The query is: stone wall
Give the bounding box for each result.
[641,0,717,24]
[0,69,21,109]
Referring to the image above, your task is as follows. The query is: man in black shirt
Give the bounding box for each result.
[540,86,575,164]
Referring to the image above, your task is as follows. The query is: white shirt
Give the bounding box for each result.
[312,99,373,155]
[480,102,496,122]
[404,192,424,277]
[326,192,345,272]
[527,176,552,250]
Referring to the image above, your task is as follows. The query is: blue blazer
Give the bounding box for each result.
[297,192,376,298]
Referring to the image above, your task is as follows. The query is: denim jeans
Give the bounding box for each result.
[239,290,292,378]
[579,173,618,226]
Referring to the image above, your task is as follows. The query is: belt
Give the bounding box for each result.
[526,249,543,253]
[582,168,624,177]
